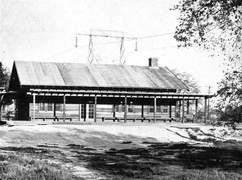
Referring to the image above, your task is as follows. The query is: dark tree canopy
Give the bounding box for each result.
[174,0,242,49]
[174,0,242,117]
[0,62,10,90]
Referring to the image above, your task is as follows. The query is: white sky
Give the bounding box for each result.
[0,0,224,93]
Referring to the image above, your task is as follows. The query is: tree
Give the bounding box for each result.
[171,69,202,119]
[171,69,200,94]
[173,0,242,121]
[0,62,10,89]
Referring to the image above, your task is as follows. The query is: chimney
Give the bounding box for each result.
[148,57,158,68]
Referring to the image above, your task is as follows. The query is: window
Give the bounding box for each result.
[157,106,161,113]
[55,104,62,111]
[149,106,154,113]
[39,103,45,111]
[149,106,161,113]
[89,104,94,118]
[128,105,134,113]
[39,103,62,112]
[47,104,53,111]
[163,106,168,114]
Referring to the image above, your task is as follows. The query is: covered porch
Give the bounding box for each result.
[24,88,213,123]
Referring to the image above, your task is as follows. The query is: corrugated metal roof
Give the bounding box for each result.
[13,61,188,90]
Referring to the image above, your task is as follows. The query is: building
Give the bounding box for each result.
[6,58,212,122]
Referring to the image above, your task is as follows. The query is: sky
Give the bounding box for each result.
[0,0,224,94]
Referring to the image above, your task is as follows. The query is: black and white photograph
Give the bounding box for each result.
[0,0,242,179]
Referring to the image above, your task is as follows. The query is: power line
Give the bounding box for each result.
[41,32,176,62]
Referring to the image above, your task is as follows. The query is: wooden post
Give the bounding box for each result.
[113,105,116,118]
[84,103,87,122]
[63,95,66,122]
[124,96,127,123]
[33,93,36,121]
[182,97,185,123]
[154,97,157,123]
[169,105,172,118]
[0,95,4,121]
[141,105,144,118]
[178,100,181,118]
[94,96,97,123]
[53,103,56,118]
[78,104,81,121]
[204,97,207,123]
[187,100,189,115]
[195,99,198,123]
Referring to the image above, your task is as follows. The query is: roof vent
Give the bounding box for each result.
[148,57,158,68]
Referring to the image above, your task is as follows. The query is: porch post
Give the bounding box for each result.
[182,97,185,123]
[178,100,181,119]
[94,96,97,123]
[78,104,81,121]
[124,96,127,123]
[187,100,189,115]
[154,97,157,123]
[204,97,207,123]
[113,105,116,118]
[53,103,56,118]
[141,105,144,118]
[195,99,198,123]
[84,103,87,122]
[63,94,66,122]
[33,93,36,121]
[169,105,172,118]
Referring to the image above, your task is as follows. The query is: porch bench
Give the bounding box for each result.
[102,117,120,122]
[33,117,72,122]
[164,118,177,123]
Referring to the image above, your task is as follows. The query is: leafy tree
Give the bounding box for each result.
[0,62,10,89]
[171,69,202,118]
[171,69,200,94]
[173,0,242,121]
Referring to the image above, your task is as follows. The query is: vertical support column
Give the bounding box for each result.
[195,99,198,123]
[182,97,185,123]
[84,103,87,122]
[53,103,56,118]
[169,105,172,118]
[33,93,36,121]
[124,96,127,123]
[0,95,3,121]
[154,97,157,123]
[141,105,144,118]
[78,104,81,121]
[63,95,66,122]
[204,97,207,123]
[94,96,97,123]
[187,100,189,115]
[178,100,181,118]
[113,105,116,118]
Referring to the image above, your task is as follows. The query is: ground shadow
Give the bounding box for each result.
[80,141,242,179]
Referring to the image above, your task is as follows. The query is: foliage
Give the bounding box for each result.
[171,69,200,93]
[0,153,79,180]
[0,62,10,90]
[173,0,242,121]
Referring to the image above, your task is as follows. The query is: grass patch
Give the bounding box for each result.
[0,152,80,180]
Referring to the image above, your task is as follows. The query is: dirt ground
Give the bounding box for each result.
[0,121,242,179]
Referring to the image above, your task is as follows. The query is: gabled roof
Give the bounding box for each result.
[9,61,188,91]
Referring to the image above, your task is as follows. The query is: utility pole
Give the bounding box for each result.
[76,29,137,64]
[207,86,212,120]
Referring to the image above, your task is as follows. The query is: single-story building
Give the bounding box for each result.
[4,58,213,123]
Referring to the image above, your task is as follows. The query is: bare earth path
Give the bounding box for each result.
[0,122,241,179]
